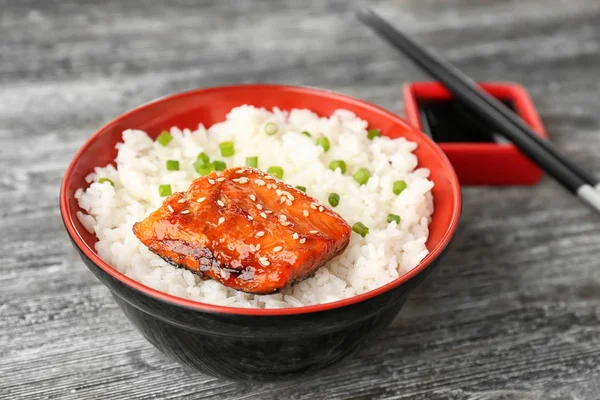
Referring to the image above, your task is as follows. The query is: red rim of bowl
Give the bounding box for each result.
[60,84,462,316]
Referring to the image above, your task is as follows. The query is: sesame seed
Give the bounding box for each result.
[286,200,292,206]
[280,221,290,226]
[180,209,190,215]
[218,217,225,225]
[249,194,257,201]
[276,189,282,196]
[217,177,225,182]
[265,210,273,214]
[310,204,317,210]
[255,179,266,186]
[197,197,206,203]
[239,177,249,183]
[208,179,215,185]
[281,191,293,200]
[319,206,324,212]
[220,269,231,279]
[299,238,306,244]
[249,244,256,252]
[167,205,174,213]
[303,210,309,217]
[258,257,270,266]
[292,232,299,240]
[256,244,261,251]
[217,200,225,207]
[279,214,287,222]
[247,215,253,221]
[264,176,274,180]
[260,212,267,219]
[273,246,282,252]
[177,198,186,204]
[256,204,263,210]
[256,231,265,238]
[310,230,318,234]
[280,196,286,204]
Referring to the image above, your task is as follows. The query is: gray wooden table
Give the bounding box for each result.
[2,0,600,399]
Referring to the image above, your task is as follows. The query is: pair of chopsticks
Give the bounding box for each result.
[356,8,600,214]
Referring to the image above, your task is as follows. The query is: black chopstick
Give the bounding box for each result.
[358,8,599,189]
[357,8,600,214]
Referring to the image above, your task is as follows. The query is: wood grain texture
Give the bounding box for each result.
[1,0,600,398]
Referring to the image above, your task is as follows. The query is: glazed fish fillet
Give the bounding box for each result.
[133,167,351,294]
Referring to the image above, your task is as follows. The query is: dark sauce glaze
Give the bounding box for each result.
[158,239,256,281]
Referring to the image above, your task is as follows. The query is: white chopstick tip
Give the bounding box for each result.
[577,185,600,214]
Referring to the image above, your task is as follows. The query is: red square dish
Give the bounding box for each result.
[403,82,548,186]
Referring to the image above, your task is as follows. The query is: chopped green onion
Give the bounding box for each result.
[393,180,408,195]
[194,151,215,175]
[198,164,215,176]
[245,156,258,168]
[387,214,401,224]
[367,128,382,140]
[301,131,312,137]
[156,131,173,146]
[158,184,172,197]
[295,185,307,192]
[267,166,284,179]
[98,178,114,186]
[193,158,205,171]
[166,160,180,171]
[219,141,235,157]
[328,193,340,207]
[352,222,369,237]
[329,160,347,174]
[197,152,210,164]
[264,122,279,135]
[352,168,370,185]
[214,160,227,171]
[316,137,330,152]
[194,160,215,176]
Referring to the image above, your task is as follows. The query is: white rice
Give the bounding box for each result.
[75,105,434,308]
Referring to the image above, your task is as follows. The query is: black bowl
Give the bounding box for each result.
[72,238,443,381]
[60,85,461,382]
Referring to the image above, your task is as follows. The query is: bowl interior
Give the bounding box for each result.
[61,84,461,314]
